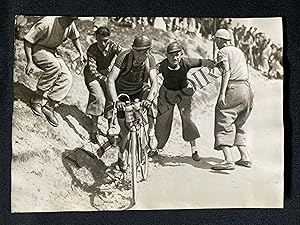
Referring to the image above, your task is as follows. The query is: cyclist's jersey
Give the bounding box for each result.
[114,50,156,96]
[158,58,202,90]
[86,41,122,71]
[84,41,122,82]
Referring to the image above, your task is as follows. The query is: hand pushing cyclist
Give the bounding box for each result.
[106,35,158,172]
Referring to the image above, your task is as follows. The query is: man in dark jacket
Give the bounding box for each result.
[154,42,214,161]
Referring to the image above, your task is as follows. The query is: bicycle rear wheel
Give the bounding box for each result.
[129,131,137,205]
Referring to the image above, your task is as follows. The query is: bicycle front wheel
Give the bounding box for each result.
[129,131,137,205]
[137,129,149,181]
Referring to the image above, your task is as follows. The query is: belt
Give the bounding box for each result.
[228,80,250,86]
[229,80,249,83]
[33,44,59,56]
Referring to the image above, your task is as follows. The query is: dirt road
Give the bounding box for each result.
[132,75,283,209]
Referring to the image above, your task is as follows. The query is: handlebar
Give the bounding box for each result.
[112,94,147,126]
[116,93,131,102]
[115,94,147,112]
[108,94,147,139]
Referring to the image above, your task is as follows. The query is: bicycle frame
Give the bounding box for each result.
[115,94,149,205]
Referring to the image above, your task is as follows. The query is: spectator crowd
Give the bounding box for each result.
[108,17,283,79]
[15,16,283,80]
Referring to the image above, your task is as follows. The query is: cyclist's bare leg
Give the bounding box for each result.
[118,118,128,154]
[117,118,130,171]
[222,146,234,163]
[147,107,158,149]
[147,116,155,135]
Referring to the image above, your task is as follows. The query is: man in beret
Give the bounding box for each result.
[154,42,214,161]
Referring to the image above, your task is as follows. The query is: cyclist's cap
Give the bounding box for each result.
[167,42,182,54]
[212,29,231,40]
[132,35,152,50]
[95,26,110,39]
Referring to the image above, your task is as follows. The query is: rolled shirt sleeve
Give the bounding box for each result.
[217,49,228,64]
[148,54,157,70]
[87,57,102,79]
[114,50,128,69]
[23,20,48,44]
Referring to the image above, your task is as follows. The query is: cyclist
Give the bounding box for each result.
[106,35,158,172]
[83,26,123,143]
[24,16,85,127]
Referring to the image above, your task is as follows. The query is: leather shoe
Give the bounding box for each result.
[192,151,201,161]
[211,161,235,170]
[30,97,42,116]
[235,160,252,168]
[42,104,59,127]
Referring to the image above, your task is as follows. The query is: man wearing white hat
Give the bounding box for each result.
[212,29,254,170]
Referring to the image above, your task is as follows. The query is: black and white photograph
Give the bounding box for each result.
[11,16,283,211]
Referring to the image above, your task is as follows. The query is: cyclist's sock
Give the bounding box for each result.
[148,128,155,136]
[191,146,198,154]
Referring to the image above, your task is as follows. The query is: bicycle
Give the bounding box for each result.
[109,94,150,205]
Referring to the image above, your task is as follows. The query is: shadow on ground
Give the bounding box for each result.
[150,154,233,175]
[14,81,34,105]
[57,104,91,139]
[150,154,223,170]
[14,81,94,139]
[62,148,133,210]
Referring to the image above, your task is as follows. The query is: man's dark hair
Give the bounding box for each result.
[95,26,110,37]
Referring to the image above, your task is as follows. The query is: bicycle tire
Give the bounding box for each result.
[129,131,137,205]
[137,127,149,181]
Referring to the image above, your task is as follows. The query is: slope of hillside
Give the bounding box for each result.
[11,20,283,211]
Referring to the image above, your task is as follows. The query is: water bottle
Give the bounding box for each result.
[133,99,142,121]
[125,101,134,123]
